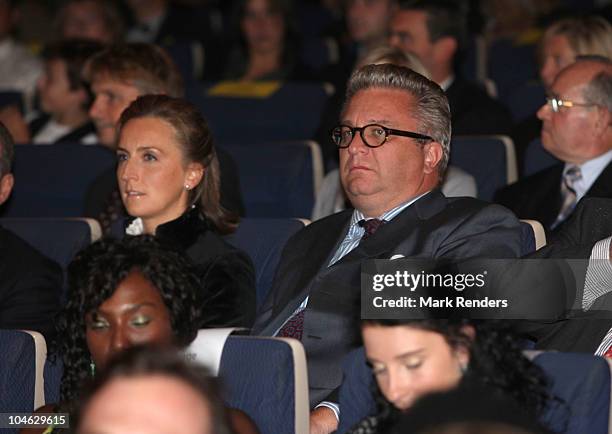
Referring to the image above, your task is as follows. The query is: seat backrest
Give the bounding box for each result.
[1,144,116,218]
[504,81,546,122]
[220,142,323,218]
[533,352,611,434]
[518,220,536,255]
[524,138,561,177]
[451,135,517,201]
[226,218,306,309]
[0,330,47,413]
[186,81,330,144]
[189,334,309,434]
[521,219,547,250]
[338,347,612,434]
[0,218,101,269]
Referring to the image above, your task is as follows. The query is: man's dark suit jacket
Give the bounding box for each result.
[0,225,62,341]
[251,190,523,407]
[494,160,612,233]
[445,77,514,136]
[528,197,612,353]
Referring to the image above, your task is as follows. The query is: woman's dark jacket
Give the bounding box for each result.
[128,209,256,328]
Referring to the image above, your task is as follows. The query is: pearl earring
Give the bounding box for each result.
[185,184,191,191]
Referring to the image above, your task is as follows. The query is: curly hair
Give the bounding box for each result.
[362,319,555,431]
[56,235,201,403]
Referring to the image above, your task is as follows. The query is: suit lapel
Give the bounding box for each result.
[271,211,352,317]
[334,191,446,265]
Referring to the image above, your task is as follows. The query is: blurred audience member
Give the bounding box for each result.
[496,57,612,234]
[56,0,124,44]
[0,0,42,112]
[312,45,477,221]
[223,0,312,81]
[323,0,397,90]
[125,0,214,46]
[116,95,255,328]
[28,39,103,144]
[389,0,513,135]
[389,378,549,434]
[74,346,232,434]
[81,43,244,234]
[513,15,612,164]
[0,121,61,341]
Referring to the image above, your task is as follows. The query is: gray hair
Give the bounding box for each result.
[573,56,612,113]
[344,63,452,179]
[0,121,15,178]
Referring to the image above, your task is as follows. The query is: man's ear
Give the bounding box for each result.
[423,141,444,174]
[0,173,14,206]
[433,36,457,64]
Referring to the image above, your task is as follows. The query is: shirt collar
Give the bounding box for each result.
[350,190,431,227]
[569,149,612,201]
[439,74,455,91]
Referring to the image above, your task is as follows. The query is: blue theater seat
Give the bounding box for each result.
[187,334,309,434]
[226,218,306,310]
[220,141,323,219]
[0,218,100,269]
[1,144,115,218]
[451,135,518,202]
[185,81,331,144]
[524,138,561,177]
[0,330,47,421]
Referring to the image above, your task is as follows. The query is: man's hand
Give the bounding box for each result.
[309,407,338,434]
[0,105,30,143]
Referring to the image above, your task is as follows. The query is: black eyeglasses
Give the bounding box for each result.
[331,124,434,149]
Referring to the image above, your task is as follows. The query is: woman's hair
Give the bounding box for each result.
[229,0,300,71]
[57,235,201,403]
[118,94,239,235]
[73,346,232,434]
[362,319,552,430]
[542,16,612,61]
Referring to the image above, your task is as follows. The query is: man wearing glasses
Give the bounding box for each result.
[496,56,612,234]
[252,64,523,434]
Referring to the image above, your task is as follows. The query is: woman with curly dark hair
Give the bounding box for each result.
[345,318,553,434]
[116,94,255,329]
[28,236,258,434]
[57,235,201,403]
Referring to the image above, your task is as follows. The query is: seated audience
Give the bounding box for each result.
[345,318,551,433]
[117,94,255,328]
[56,0,124,44]
[0,121,62,341]
[252,64,523,434]
[222,0,313,81]
[312,45,476,220]
[82,43,245,234]
[74,346,233,434]
[28,39,102,144]
[0,0,42,112]
[388,0,513,136]
[513,15,612,167]
[495,57,612,235]
[33,235,257,434]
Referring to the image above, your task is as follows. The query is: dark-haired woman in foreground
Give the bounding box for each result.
[116,94,255,328]
[345,318,552,434]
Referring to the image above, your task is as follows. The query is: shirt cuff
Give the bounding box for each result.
[315,401,340,421]
[583,237,612,310]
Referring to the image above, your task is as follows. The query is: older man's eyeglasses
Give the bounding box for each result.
[546,97,596,113]
[331,124,434,149]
